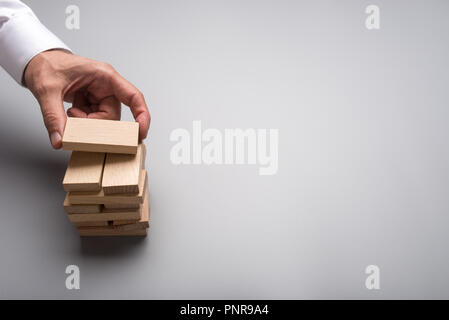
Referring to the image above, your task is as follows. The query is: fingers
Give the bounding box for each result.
[37,92,67,149]
[72,91,92,115]
[110,74,150,140]
[87,96,121,120]
[67,91,121,124]
[67,107,87,118]
[65,61,150,140]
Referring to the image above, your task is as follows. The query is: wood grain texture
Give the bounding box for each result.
[113,219,138,226]
[102,143,146,194]
[119,191,150,231]
[110,191,149,229]
[79,220,147,232]
[63,195,102,214]
[78,192,149,233]
[62,118,139,154]
[105,203,140,210]
[77,228,147,237]
[63,151,105,192]
[67,170,147,205]
[67,207,141,223]
[75,221,109,227]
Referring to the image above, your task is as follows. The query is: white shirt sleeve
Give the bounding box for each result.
[0,0,71,85]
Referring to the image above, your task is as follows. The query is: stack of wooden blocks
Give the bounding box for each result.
[61,117,149,237]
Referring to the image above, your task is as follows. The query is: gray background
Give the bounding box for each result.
[0,0,448,299]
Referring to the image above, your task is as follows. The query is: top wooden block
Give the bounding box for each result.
[62,118,139,154]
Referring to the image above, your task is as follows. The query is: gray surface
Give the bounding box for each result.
[0,0,449,299]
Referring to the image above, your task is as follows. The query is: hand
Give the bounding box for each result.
[24,50,150,149]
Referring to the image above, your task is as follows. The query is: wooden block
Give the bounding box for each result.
[78,222,148,233]
[119,191,150,231]
[77,228,147,237]
[62,117,138,154]
[113,219,139,226]
[102,144,146,195]
[68,170,147,205]
[81,192,149,231]
[63,152,105,192]
[105,203,140,210]
[67,206,141,223]
[75,221,109,227]
[63,195,102,214]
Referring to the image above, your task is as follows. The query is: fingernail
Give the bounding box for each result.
[50,132,62,149]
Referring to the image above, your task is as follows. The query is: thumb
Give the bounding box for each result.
[38,93,67,149]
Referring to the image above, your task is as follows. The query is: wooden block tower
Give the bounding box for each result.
[61,118,150,237]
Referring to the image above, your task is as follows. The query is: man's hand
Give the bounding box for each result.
[24,50,150,149]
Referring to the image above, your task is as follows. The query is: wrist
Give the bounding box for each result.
[23,49,72,90]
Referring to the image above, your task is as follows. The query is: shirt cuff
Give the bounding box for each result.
[0,10,71,85]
